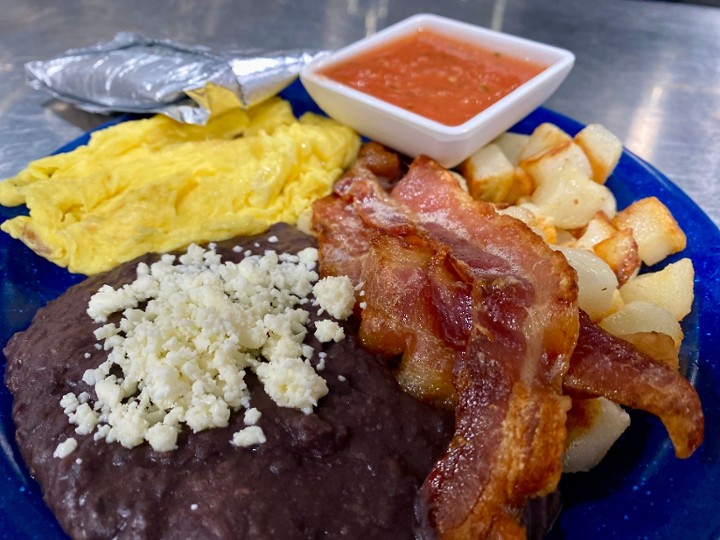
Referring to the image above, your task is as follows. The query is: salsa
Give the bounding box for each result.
[320,28,546,127]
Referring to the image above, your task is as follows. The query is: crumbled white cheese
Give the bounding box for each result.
[316,351,328,371]
[71,403,99,435]
[312,276,355,319]
[338,375,347,382]
[64,243,352,453]
[231,426,266,447]
[190,503,199,511]
[243,408,261,426]
[53,437,78,459]
[256,357,328,414]
[146,423,179,452]
[314,320,345,343]
[60,393,80,414]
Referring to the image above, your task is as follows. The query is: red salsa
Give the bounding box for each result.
[320,28,546,127]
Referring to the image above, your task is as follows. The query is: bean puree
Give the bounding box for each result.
[4,224,455,539]
[5,223,558,539]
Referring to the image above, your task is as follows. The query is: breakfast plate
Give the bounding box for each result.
[1,80,718,539]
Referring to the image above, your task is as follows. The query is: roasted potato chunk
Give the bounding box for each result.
[619,331,679,370]
[564,397,631,473]
[593,228,641,286]
[492,132,529,166]
[531,165,616,229]
[556,246,618,321]
[518,122,572,161]
[612,197,686,266]
[519,140,593,183]
[460,144,514,202]
[600,300,683,349]
[619,258,695,321]
[574,123,623,184]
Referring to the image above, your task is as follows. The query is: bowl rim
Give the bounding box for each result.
[300,13,575,137]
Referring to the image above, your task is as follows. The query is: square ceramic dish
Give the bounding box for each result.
[300,13,575,168]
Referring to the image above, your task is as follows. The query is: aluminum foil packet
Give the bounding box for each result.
[25,32,322,124]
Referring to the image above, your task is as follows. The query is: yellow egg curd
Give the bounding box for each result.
[0,97,359,274]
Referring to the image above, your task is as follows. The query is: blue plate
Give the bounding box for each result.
[1,80,719,539]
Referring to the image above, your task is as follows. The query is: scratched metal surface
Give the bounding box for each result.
[0,0,719,229]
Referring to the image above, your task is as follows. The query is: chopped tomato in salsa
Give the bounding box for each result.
[320,28,546,126]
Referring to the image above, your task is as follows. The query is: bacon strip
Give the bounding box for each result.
[565,311,704,458]
[390,157,579,389]
[315,168,461,406]
[312,147,704,538]
[357,234,460,406]
[386,158,576,538]
[316,155,576,537]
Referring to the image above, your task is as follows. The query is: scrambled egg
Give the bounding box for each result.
[0,98,359,274]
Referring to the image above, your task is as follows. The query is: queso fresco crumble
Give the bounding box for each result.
[55,243,356,457]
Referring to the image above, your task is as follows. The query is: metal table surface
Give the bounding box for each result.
[1,0,719,228]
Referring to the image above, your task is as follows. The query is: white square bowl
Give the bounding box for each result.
[300,13,575,168]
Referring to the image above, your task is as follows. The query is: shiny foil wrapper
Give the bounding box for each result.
[25,32,322,124]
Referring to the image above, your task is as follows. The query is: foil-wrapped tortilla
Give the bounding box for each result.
[25,32,322,124]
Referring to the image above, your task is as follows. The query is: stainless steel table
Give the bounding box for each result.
[1,0,719,228]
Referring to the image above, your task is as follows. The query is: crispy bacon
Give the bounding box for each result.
[311,146,704,539]
[315,154,576,537]
[389,158,576,538]
[313,143,405,284]
[565,311,704,458]
[391,157,580,389]
[312,194,368,285]
[358,234,461,406]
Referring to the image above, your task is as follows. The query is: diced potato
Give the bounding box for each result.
[564,397,631,473]
[460,144,514,202]
[516,202,558,244]
[619,258,695,321]
[555,229,577,246]
[498,202,557,243]
[505,167,535,204]
[593,228,641,285]
[492,132,530,166]
[598,189,617,219]
[600,288,625,319]
[519,123,572,161]
[619,331,679,370]
[573,212,615,250]
[497,204,535,224]
[600,300,683,348]
[531,165,615,229]
[519,140,593,184]
[556,246,618,321]
[574,124,623,184]
[612,197,686,266]
[449,171,469,192]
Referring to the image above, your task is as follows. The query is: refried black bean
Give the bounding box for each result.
[4,223,456,539]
